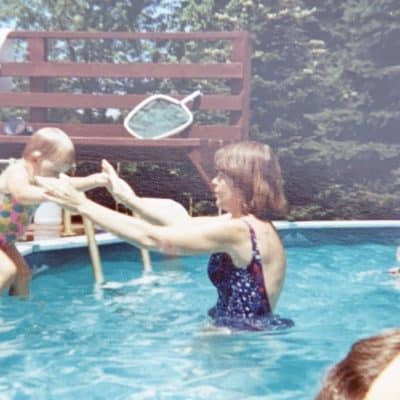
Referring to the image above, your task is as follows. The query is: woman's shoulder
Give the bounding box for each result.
[190,214,249,242]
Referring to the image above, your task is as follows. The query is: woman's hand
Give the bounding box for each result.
[35,174,87,212]
[101,159,135,204]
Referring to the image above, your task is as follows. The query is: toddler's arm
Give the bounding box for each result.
[2,162,47,205]
[68,172,108,192]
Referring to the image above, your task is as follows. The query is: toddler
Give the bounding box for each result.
[0,127,106,296]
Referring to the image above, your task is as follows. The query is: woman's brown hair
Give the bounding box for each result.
[316,329,400,400]
[214,141,287,219]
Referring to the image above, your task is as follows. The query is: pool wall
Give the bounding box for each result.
[17,220,400,261]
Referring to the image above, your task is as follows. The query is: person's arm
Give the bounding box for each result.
[129,197,190,226]
[36,175,244,256]
[4,164,107,205]
[101,159,189,226]
[79,198,241,255]
[68,172,108,192]
[79,200,241,255]
[3,162,47,205]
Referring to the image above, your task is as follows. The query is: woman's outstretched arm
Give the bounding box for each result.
[36,175,243,256]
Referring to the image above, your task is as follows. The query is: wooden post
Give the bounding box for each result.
[230,32,252,140]
[61,209,75,236]
[27,37,48,123]
[82,217,104,284]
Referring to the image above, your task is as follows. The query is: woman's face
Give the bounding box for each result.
[212,171,239,213]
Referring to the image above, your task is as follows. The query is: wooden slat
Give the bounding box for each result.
[8,31,245,41]
[0,134,202,148]
[0,30,251,188]
[0,62,243,79]
[0,92,243,111]
[0,123,241,142]
[188,125,241,141]
[0,135,213,150]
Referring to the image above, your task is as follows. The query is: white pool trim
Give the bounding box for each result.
[17,232,121,256]
[274,219,400,230]
[16,220,400,257]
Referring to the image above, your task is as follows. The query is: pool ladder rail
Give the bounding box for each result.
[61,209,152,277]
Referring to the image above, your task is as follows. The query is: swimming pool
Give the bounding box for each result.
[1,224,399,399]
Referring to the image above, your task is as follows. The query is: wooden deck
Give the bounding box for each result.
[0,31,252,188]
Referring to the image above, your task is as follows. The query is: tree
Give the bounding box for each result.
[172,0,400,219]
[0,0,181,123]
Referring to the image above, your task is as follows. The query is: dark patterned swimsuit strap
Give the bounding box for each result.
[242,219,272,312]
[242,219,261,262]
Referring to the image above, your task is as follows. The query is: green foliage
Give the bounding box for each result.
[0,0,182,123]
[173,0,400,219]
[0,0,179,31]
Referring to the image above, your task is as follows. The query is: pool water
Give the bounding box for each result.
[1,228,399,399]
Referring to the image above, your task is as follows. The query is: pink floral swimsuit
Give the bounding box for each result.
[0,192,35,248]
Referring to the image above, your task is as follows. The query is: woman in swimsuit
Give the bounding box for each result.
[38,141,293,330]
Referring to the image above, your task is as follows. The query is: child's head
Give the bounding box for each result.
[22,127,76,177]
[316,329,400,400]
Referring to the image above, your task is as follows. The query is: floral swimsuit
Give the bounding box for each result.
[0,192,35,248]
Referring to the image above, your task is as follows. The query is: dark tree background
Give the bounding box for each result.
[1,0,399,219]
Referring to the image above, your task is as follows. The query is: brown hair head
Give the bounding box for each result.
[214,141,287,219]
[22,127,75,168]
[316,329,400,400]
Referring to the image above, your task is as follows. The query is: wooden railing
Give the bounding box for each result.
[0,31,251,186]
